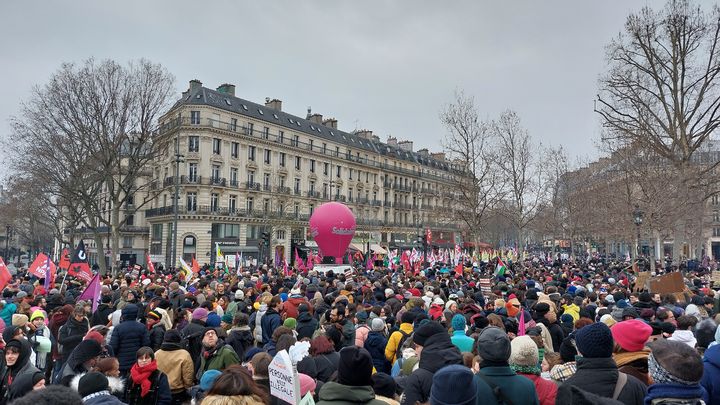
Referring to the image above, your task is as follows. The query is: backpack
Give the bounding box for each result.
[396,329,413,353]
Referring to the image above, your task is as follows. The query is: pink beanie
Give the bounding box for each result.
[299,373,316,397]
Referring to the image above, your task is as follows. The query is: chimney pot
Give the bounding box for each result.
[265,99,283,111]
[189,79,202,93]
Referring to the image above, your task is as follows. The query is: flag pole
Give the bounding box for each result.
[59,270,69,293]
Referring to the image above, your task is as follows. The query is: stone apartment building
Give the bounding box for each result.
[137,80,465,268]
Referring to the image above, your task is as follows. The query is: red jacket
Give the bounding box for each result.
[521,373,557,405]
[282,297,311,320]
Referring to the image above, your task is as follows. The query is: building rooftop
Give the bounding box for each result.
[169,82,456,173]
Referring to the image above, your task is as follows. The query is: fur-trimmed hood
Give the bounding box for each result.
[70,372,125,394]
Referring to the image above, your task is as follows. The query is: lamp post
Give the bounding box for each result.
[4,225,10,261]
[633,205,644,260]
[171,136,184,271]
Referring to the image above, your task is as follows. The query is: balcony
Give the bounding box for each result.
[229,179,239,187]
[276,186,291,194]
[371,200,382,207]
[245,182,260,191]
[180,175,202,185]
[356,197,369,204]
[294,189,302,196]
[384,201,393,207]
[209,177,226,187]
[337,195,347,202]
[263,184,272,192]
[307,191,320,198]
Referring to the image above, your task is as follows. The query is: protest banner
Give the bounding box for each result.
[269,350,299,405]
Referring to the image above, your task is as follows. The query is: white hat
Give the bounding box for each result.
[385,288,394,297]
[235,290,245,300]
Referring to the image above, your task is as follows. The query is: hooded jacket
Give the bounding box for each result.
[316,381,387,405]
[91,302,114,327]
[296,310,319,340]
[260,307,282,345]
[109,305,150,372]
[59,339,103,386]
[6,370,44,402]
[225,326,254,362]
[364,331,390,374]
[283,296,311,320]
[70,372,125,395]
[58,315,90,360]
[0,339,40,404]
[701,344,720,405]
[400,333,463,405]
[252,303,268,345]
[196,340,240,381]
[384,323,413,363]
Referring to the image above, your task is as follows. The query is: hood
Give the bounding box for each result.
[121,304,139,321]
[418,333,463,373]
[669,330,697,345]
[704,344,720,368]
[318,381,376,403]
[6,370,43,401]
[7,338,33,372]
[66,339,103,370]
[297,312,314,322]
[71,373,125,393]
[155,307,173,330]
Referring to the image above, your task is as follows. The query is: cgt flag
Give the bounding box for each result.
[68,240,93,282]
[28,253,56,279]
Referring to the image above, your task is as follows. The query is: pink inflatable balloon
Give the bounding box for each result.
[309,202,356,264]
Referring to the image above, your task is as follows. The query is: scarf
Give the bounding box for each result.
[644,383,706,405]
[614,349,650,368]
[511,364,541,375]
[130,360,158,398]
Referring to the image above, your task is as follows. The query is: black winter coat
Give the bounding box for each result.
[124,368,172,405]
[312,352,340,383]
[225,327,254,362]
[260,308,282,345]
[180,319,206,372]
[400,333,463,405]
[91,303,114,327]
[58,316,89,361]
[148,324,166,352]
[562,357,647,405]
[110,320,150,372]
[296,312,318,340]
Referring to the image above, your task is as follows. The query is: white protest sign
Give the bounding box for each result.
[269,349,299,405]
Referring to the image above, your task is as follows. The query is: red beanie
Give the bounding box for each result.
[611,319,652,352]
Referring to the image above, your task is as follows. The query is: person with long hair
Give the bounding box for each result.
[201,364,268,405]
[310,335,340,383]
[124,347,171,405]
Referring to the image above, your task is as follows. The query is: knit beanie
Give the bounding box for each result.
[476,327,511,362]
[29,310,45,322]
[611,320,652,352]
[414,321,447,347]
[200,369,222,391]
[648,339,703,384]
[192,307,209,320]
[575,322,613,358]
[298,373,316,397]
[221,314,233,324]
[509,335,539,367]
[371,318,386,332]
[430,365,477,405]
[147,310,161,322]
[11,314,28,327]
[451,314,466,332]
[372,372,397,398]
[78,372,109,398]
[283,317,297,330]
[338,346,373,386]
[534,302,550,318]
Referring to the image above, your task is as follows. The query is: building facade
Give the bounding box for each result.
[144,80,464,268]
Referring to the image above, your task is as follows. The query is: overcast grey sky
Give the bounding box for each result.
[0,1,646,178]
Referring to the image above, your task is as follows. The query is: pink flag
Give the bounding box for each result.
[77,272,102,313]
[283,260,291,277]
[518,309,526,336]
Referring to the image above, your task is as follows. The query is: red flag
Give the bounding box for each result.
[146,254,156,274]
[68,240,92,282]
[59,248,70,270]
[0,257,11,291]
[191,258,200,273]
[454,262,463,276]
[28,253,56,279]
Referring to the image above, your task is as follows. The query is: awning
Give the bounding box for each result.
[370,244,387,255]
[349,243,364,252]
[215,246,259,253]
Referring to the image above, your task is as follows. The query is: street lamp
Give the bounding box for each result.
[171,135,185,271]
[633,205,644,257]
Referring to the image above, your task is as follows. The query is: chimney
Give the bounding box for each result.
[322,118,337,129]
[189,79,202,93]
[431,152,446,161]
[265,98,283,111]
[398,140,413,152]
[418,148,429,157]
[309,113,323,124]
[356,130,374,140]
[387,136,398,147]
[216,83,235,96]
[372,135,380,142]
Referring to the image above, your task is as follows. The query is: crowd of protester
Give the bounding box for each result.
[0,255,717,405]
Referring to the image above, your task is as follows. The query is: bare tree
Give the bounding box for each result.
[440,91,502,244]
[8,59,175,274]
[596,0,720,261]
[491,110,549,255]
